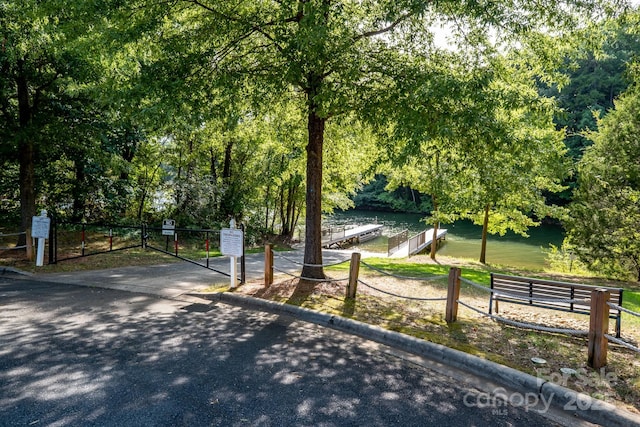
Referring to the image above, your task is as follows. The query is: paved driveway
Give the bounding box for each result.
[36,250,353,298]
[0,275,565,426]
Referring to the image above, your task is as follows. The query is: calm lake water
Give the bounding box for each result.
[325,210,565,270]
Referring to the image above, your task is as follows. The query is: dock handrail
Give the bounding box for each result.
[389,228,447,257]
[408,230,427,255]
[321,226,346,244]
[387,229,408,256]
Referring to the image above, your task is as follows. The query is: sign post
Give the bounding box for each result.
[162,219,175,236]
[31,210,51,267]
[220,219,243,289]
[162,219,176,252]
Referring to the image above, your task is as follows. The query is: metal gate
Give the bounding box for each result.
[49,217,244,283]
[142,224,245,282]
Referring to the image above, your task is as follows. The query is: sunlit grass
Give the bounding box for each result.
[327,257,492,285]
[623,291,640,330]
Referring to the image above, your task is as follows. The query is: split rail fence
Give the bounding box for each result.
[0,231,33,259]
[263,246,640,369]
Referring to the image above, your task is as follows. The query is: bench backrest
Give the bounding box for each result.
[490,273,623,316]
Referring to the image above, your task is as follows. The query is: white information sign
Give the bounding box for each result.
[31,215,51,239]
[220,228,244,257]
[162,219,176,236]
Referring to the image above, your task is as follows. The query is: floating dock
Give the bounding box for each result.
[322,224,384,248]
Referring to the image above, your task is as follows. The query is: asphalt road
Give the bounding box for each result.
[0,274,564,427]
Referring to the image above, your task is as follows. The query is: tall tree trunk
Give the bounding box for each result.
[176,148,184,206]
[178,139,195,213]
[429,152,441,260]
[278,184,286,235]
[209,147,218,182]
[17,64,36,241]
[430,195,438,260]
[18,140,36,234]
[284,179,297,237]
[137,170,149,221]
[264,185,271,231]
[71,160,86,222]
[222,139,233,179]
[480,203,490,264]
[292,199,301,236]
[218,139,235,219]
[302,106,325,279]
[263,156,273,231]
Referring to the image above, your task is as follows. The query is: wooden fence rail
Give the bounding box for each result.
[0,230,33,260]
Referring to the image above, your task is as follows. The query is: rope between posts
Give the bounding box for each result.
[605,334,640,353]
[461,277,492,292]
[357,279,448,301]
[607,302,640,318]
[272,266,349,283]
[275,253,350,268]
[360,261,449,282]
[456,300,589,336]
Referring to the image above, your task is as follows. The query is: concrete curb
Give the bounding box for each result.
[194,291,640,427]
[0,266,32,276]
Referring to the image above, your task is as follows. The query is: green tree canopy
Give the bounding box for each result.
[0,1,146,228]
[382,52,569,263]
[113,0,621,277]
[566,63,640,281]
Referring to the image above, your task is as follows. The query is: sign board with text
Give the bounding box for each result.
[220,228,243,257]
[162,219,176,236]
[31,215,51,239]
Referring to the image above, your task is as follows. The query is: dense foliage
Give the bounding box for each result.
[566,62,640,281]
[2,1,638,279]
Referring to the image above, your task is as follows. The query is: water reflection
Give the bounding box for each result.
[324,210,564,270]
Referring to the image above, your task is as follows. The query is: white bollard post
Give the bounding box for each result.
[32,209,50,267]
[230,255,238,289]
[229,219,237,289]
[36,237,45,267]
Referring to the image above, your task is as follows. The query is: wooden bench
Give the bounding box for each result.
[489,273,624,338]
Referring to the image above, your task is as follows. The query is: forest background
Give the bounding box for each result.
[1,1,640,280]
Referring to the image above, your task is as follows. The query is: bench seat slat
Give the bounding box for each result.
[494,287,582,299]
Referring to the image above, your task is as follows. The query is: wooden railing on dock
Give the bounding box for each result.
[322,224,384,248]
[388,228,447,257]
[387,230,409,256]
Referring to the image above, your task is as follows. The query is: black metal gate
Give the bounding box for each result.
[142,224,245,282]
[49,220,144,264]
[49,217,244,283]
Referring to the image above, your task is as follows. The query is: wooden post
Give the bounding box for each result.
[588,289,610,369]
[346,252,361,299]
[25,228,33,261]
[264,244,273,287]
[445,267,462,323]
